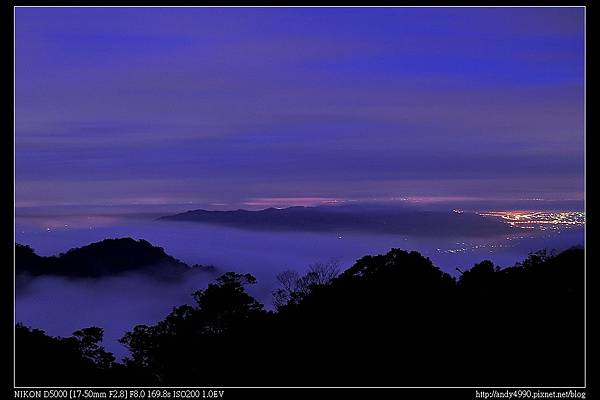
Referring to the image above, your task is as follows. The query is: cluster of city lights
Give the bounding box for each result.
[436,242,511,254]
[477,211,585,230]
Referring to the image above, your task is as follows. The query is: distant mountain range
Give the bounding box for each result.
[15,238,214,279]
[158,205,516,237]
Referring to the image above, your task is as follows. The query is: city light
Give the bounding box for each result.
[477,211,585,230]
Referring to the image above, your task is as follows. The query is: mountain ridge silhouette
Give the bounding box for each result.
[159,205,516,237]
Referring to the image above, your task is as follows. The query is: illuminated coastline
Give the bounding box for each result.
[476,211,585,230]
[434,210,585,256]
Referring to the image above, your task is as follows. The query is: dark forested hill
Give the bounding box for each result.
[15,245,584,387]
[15,238,194,278]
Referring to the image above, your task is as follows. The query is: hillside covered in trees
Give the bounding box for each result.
[15,245,584,387]
[15,238,213,279]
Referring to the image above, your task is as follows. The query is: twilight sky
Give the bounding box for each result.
[15,7,585,211]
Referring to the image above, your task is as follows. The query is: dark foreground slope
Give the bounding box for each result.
[15,246,583,386]
[15,325,150,386]
[159,205,515,237]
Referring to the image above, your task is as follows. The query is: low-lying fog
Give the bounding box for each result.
[15,214,584,360]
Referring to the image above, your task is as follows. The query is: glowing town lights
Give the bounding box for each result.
[477,211,585,230]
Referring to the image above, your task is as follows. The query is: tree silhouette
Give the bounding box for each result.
[72,327,116,369]
[272,260,340,309]
[16,246,584,387]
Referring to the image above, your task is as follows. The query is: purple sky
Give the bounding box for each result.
[15,7,585,211]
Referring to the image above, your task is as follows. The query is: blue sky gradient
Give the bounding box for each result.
[15,7,585,210]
